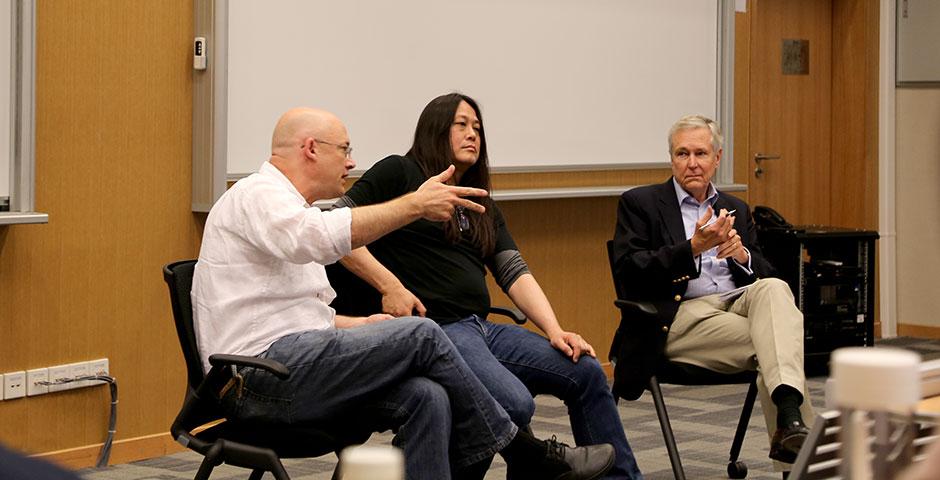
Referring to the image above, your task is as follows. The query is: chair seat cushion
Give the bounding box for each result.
[192,420,372,459]
[657,361,757,386]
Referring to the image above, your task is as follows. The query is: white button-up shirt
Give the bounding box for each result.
[192,161,352,372]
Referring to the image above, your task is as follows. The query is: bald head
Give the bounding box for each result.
[271,107,346,155]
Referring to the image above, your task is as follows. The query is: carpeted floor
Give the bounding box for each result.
[76,336,940,480]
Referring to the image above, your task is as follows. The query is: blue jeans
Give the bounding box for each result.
[442,315,644,480]
[222,317,517,480]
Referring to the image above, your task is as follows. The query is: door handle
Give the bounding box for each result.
[754,153,781,178]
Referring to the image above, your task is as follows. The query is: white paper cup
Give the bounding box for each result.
[339,445,404,480]
[831,347,921,413]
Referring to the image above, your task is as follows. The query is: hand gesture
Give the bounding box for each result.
[382,286,427,317]
[550,331,597,363]
[690,207,735,256]
[414,165,488,222]
[716,228,748,262]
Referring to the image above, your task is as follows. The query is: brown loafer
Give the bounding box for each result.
[769,421,809,464]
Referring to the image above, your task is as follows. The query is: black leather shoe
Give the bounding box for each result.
[545,436,615,480]
[769,421,809,464]
[506,435,615,480]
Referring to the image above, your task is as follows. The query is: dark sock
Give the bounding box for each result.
[772,384,804,428]
[453,456,493,480]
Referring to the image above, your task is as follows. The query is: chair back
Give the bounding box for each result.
[325,262,382,317]
[605,240,628,300]
[605,240,756,385]
[162,260,205,392]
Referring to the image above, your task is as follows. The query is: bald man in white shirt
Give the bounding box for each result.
[192,108,615,480]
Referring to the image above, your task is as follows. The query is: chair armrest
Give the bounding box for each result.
[208,354,290,379]
[489,306,527,325]
[613,299,658,316]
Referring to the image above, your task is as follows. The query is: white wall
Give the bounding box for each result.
[895,87,940,328]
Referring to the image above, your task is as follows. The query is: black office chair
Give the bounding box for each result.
[605,241,758,480]
[325,261,527,324]
[163,260,370,480]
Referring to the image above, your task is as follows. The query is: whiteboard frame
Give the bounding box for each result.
[193,0,735,210]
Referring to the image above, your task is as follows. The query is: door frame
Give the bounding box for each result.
[878,0,897,337]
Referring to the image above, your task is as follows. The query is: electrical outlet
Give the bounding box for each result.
[0,374,4,399]
[3,371,26,399]
[87,358,109,386]
[48,365,71,393]
[69,362,89,389]
[26,368,49,396]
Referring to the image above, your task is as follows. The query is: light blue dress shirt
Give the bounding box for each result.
[672,179,752,299]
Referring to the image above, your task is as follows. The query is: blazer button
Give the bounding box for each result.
[674,294,681,302]
[662,325,669,332]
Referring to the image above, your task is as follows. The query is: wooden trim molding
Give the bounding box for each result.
[36,433,185,470]
[898,324,940,340]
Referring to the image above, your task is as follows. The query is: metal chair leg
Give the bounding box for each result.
[193,457,217,480]
[729,378,758,462]
[649,376,686,480]
[248,470,265,480]
[194,443,223,480]
[270,460,291,480]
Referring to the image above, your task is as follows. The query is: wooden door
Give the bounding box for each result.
[745,0,833,226]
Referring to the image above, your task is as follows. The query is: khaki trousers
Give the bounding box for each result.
[665,278,816,465]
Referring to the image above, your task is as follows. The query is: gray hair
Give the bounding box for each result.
[667,115,723,153]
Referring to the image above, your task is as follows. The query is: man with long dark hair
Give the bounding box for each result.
[334,94,643,479]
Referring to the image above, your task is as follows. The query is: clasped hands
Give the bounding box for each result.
[691,207,749,264]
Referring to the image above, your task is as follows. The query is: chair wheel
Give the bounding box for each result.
[727,460,747,479]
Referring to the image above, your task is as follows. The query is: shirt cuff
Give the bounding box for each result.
[730,247,754,275]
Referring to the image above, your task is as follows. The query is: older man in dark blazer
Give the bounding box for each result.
[610,115,814,466]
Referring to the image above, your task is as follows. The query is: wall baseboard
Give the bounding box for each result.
[898,323,940,340]
[36,432,185,470]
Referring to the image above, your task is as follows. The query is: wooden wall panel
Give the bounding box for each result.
[0,0,196,459]
[490,168,671,191]
[486,196,629,360]
[830,0,879,230]
[733,9,752,192]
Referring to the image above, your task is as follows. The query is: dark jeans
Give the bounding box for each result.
[442,315,644,480]
[224,317,517,480]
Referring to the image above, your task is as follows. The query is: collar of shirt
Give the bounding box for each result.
[259,160,311,207]
[672,178,718,239]
[672,177,718,213]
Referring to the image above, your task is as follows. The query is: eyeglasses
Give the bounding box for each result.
[312,139,353,159]
[456,206,470,232]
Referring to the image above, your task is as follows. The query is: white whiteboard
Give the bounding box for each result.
[221,0,725,177]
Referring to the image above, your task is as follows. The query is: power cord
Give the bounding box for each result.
[38,375,117,468]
